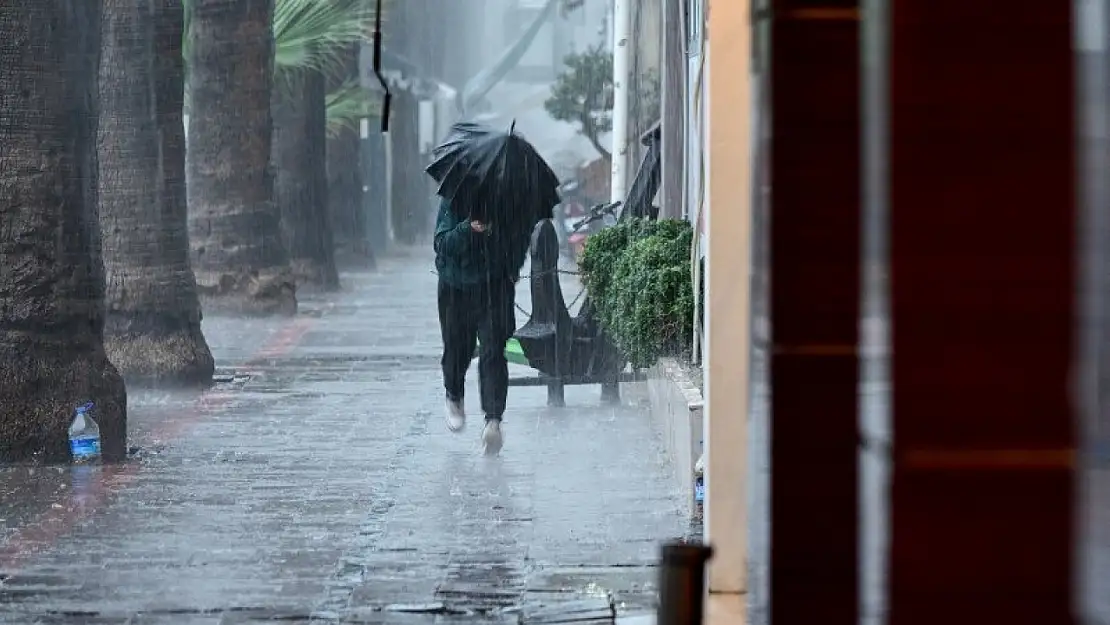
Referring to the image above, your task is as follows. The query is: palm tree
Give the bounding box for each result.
[183,0,378,296]
[186,0,297,316]
[183,0,381,136]
[0,0,128,462]
[273,63,340,289]
[98,0,215,386]
[269,0,375,290]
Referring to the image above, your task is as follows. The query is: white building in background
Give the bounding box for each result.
[450,0,608,87]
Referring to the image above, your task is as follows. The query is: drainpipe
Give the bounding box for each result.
[657,541,714,625]
[610,0,633,203]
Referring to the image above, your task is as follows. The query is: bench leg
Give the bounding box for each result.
[547,379,566,407]
[600,380,621,405]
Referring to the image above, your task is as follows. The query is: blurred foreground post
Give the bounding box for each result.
[871,1,1078,623]
[765,1,862,623]
[703,0,752,598]
[657,542,713,625]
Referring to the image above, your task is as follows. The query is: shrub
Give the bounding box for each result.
[579,218,694,368]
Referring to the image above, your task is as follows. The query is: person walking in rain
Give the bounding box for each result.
[434,188,532,455]
[426,121,562,456]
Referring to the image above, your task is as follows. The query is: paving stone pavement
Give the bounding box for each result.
[0,248,686,624]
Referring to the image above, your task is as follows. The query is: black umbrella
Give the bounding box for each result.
[425,121,561,228]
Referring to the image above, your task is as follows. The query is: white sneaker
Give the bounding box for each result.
[482,420,503,456]
[445,396,466,432]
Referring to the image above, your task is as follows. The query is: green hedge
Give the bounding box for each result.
[579,218,694,368]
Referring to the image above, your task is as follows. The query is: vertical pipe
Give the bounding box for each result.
[610,0,632,202]
[766,3,861,623]
[657,542,714,625]
[884,2,1076,622]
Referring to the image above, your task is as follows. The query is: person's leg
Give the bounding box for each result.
[438,280,479,430]
[476,278,517,421]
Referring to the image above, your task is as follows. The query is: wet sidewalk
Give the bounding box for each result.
[0,248,687,624]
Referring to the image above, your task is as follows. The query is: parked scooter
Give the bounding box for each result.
[565,200,621,261]
[553,181,584,259]
[553,180,621,261]
[555,199,586,259]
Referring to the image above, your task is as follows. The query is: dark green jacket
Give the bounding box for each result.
[433,198,531,289]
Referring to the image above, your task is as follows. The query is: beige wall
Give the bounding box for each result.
[703,0,752,598]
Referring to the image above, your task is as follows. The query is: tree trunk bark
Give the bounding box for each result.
[98,0,215,387]
[186,0,296,315]
[273,68,340,290]
[327,43,373,266]
[0,0,128,463]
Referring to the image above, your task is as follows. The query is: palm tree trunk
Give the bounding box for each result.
[327,43,373,266]
[186,0,297,315]
[98,0,215,387]
[273,67,340,290]
[0,0,128,463]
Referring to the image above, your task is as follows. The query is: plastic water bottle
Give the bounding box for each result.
[693,453,705,505]
[68,402,101,462]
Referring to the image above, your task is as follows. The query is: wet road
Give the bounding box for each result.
[7,247,1105,625]
[0,248,687,624]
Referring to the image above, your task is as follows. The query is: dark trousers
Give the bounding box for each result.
[438,278,516,419]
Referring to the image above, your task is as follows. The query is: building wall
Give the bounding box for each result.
[438,0,485,88]
[507,1,559,82]
[685,0,707,230]
[658,0,686,219]
[556,0,609,57]
[702,0,753,594]
[627,0,662,170]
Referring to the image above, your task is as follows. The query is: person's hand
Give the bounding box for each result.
[470,220,488,233]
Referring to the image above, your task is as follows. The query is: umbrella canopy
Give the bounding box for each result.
[425,121,561,228]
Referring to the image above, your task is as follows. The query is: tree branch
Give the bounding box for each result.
[583,121,611,161]
[580,94,610,161]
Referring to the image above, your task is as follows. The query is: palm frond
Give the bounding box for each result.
[325,79,382,138]
[274,0,376,75]
[183,0,386,77]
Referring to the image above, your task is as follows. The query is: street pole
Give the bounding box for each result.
[610,0,632,203]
